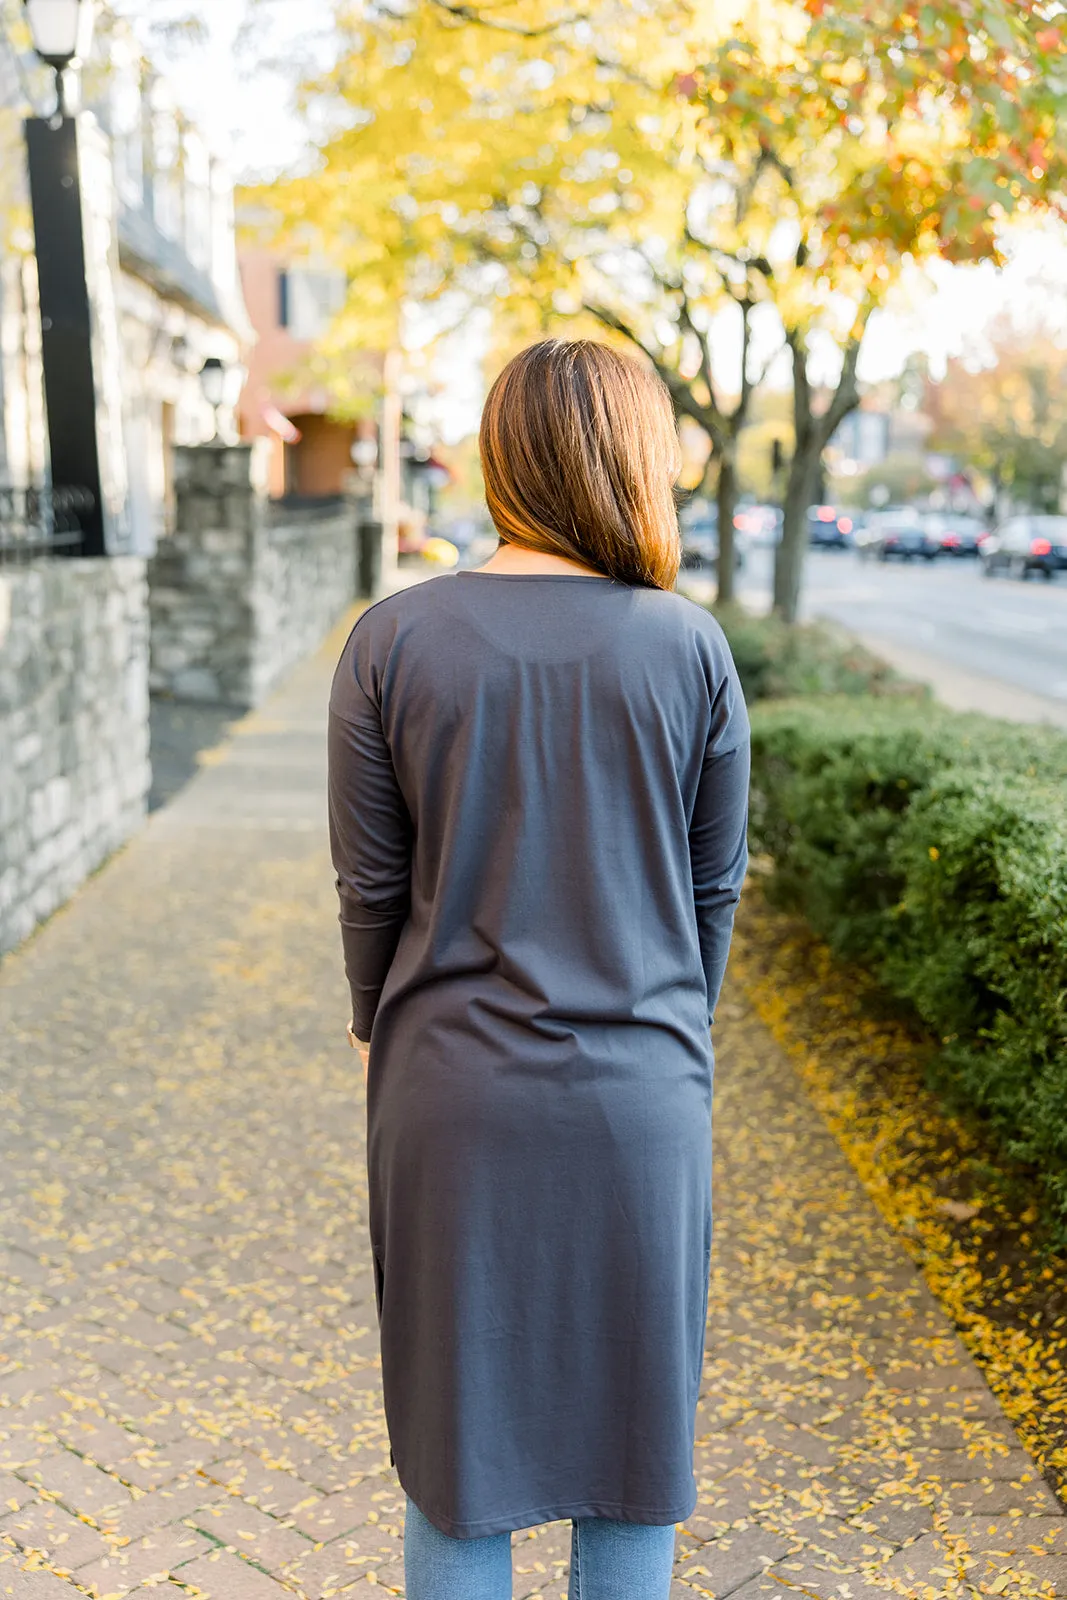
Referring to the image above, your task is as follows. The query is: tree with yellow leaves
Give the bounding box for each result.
[927,309,1067,515]
[271,0,1066,617]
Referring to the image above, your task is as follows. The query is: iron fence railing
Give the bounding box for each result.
[0,485,94,564]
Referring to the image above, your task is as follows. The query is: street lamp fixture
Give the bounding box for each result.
[23,0,95,116]
[199,357,227,410]
[199,357,246,443]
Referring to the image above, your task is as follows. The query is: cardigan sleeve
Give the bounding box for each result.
[328,621,412,1041]
[688,654,750,1029]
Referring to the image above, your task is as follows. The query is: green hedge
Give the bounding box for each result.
[711,603,925,703]
[746,693,1067,1228]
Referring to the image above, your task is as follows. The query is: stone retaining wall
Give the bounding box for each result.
[148,446,357,707]
[0,557,149,957]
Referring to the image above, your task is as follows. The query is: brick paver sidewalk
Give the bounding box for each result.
[1,616,1063,1600]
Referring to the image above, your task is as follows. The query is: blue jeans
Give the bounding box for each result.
[404,1496,677,1599]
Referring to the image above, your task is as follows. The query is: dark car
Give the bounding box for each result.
[856,506,937,561]
[981,515,1067,580]
[807,505,855,549]
[679,513,718,571]
[924,513,987,556]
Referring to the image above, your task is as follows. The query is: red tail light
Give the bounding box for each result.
[1032,538,1052,555]
[837,516,853,534]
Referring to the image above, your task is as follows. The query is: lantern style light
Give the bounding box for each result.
[199,357,227,410]
[24,0,95,115]
[199,358,247,443]
[24,0,94,69]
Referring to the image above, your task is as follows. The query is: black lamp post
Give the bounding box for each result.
[24,0,95,115]
[349,435,383,600]
[23,0,115,557]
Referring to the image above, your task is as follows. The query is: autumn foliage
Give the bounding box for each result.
[272,0,1067,615]
[926,318,1067,512]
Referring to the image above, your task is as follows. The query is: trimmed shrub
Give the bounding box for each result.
[891,772,1067,1208]
[711,604,924,703]
[747,694,1067,1231]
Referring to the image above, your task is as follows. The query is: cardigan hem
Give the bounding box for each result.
[399,1478,696,1540]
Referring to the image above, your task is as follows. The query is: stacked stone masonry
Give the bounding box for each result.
[0,557,150,958]
[149,445,358,708]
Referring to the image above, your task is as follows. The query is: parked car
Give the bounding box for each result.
[856,506,937,561]
[924,512,986,556]
[679,509,718,570]
[679,504,745,573]
[807,505,855,549]
[980,515,1067,580]
[734,503,783,545]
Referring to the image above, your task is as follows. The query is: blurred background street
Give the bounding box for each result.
[681,548,1067,726]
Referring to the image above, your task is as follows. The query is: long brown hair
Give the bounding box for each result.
[479,340,682,590]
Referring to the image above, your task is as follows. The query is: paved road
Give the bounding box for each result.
[716,548,1067,726]
[0,609,1062,1598]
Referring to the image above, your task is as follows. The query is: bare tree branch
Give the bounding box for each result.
[425,0,587,36]
[734,145,769,229]
[677,295,722,426]
[736,296,755,430]
[721,247,775,285]
[682,219,774,301]
[785,326,815,451]
[758,134,797,192]
[584,302,718,438]
[751,338,786,392]
[816,336,863,446]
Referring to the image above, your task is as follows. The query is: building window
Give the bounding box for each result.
[277,267,346,340]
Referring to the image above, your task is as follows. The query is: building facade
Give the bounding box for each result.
[236,239,452,567]
[237,243,377,501]
[0,24,251,553]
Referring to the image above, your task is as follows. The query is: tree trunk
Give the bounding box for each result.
[773,331,863,622]
[715,450,738,605]
[774,447,819,622]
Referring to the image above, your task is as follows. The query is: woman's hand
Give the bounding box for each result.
[346,1021,371,1085]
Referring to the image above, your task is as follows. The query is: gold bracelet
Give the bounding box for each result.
[346,1021,366,1049]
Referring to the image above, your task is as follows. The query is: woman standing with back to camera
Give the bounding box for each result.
[328,339,750,1600]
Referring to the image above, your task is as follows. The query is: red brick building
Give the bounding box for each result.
[237,247,378,500]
